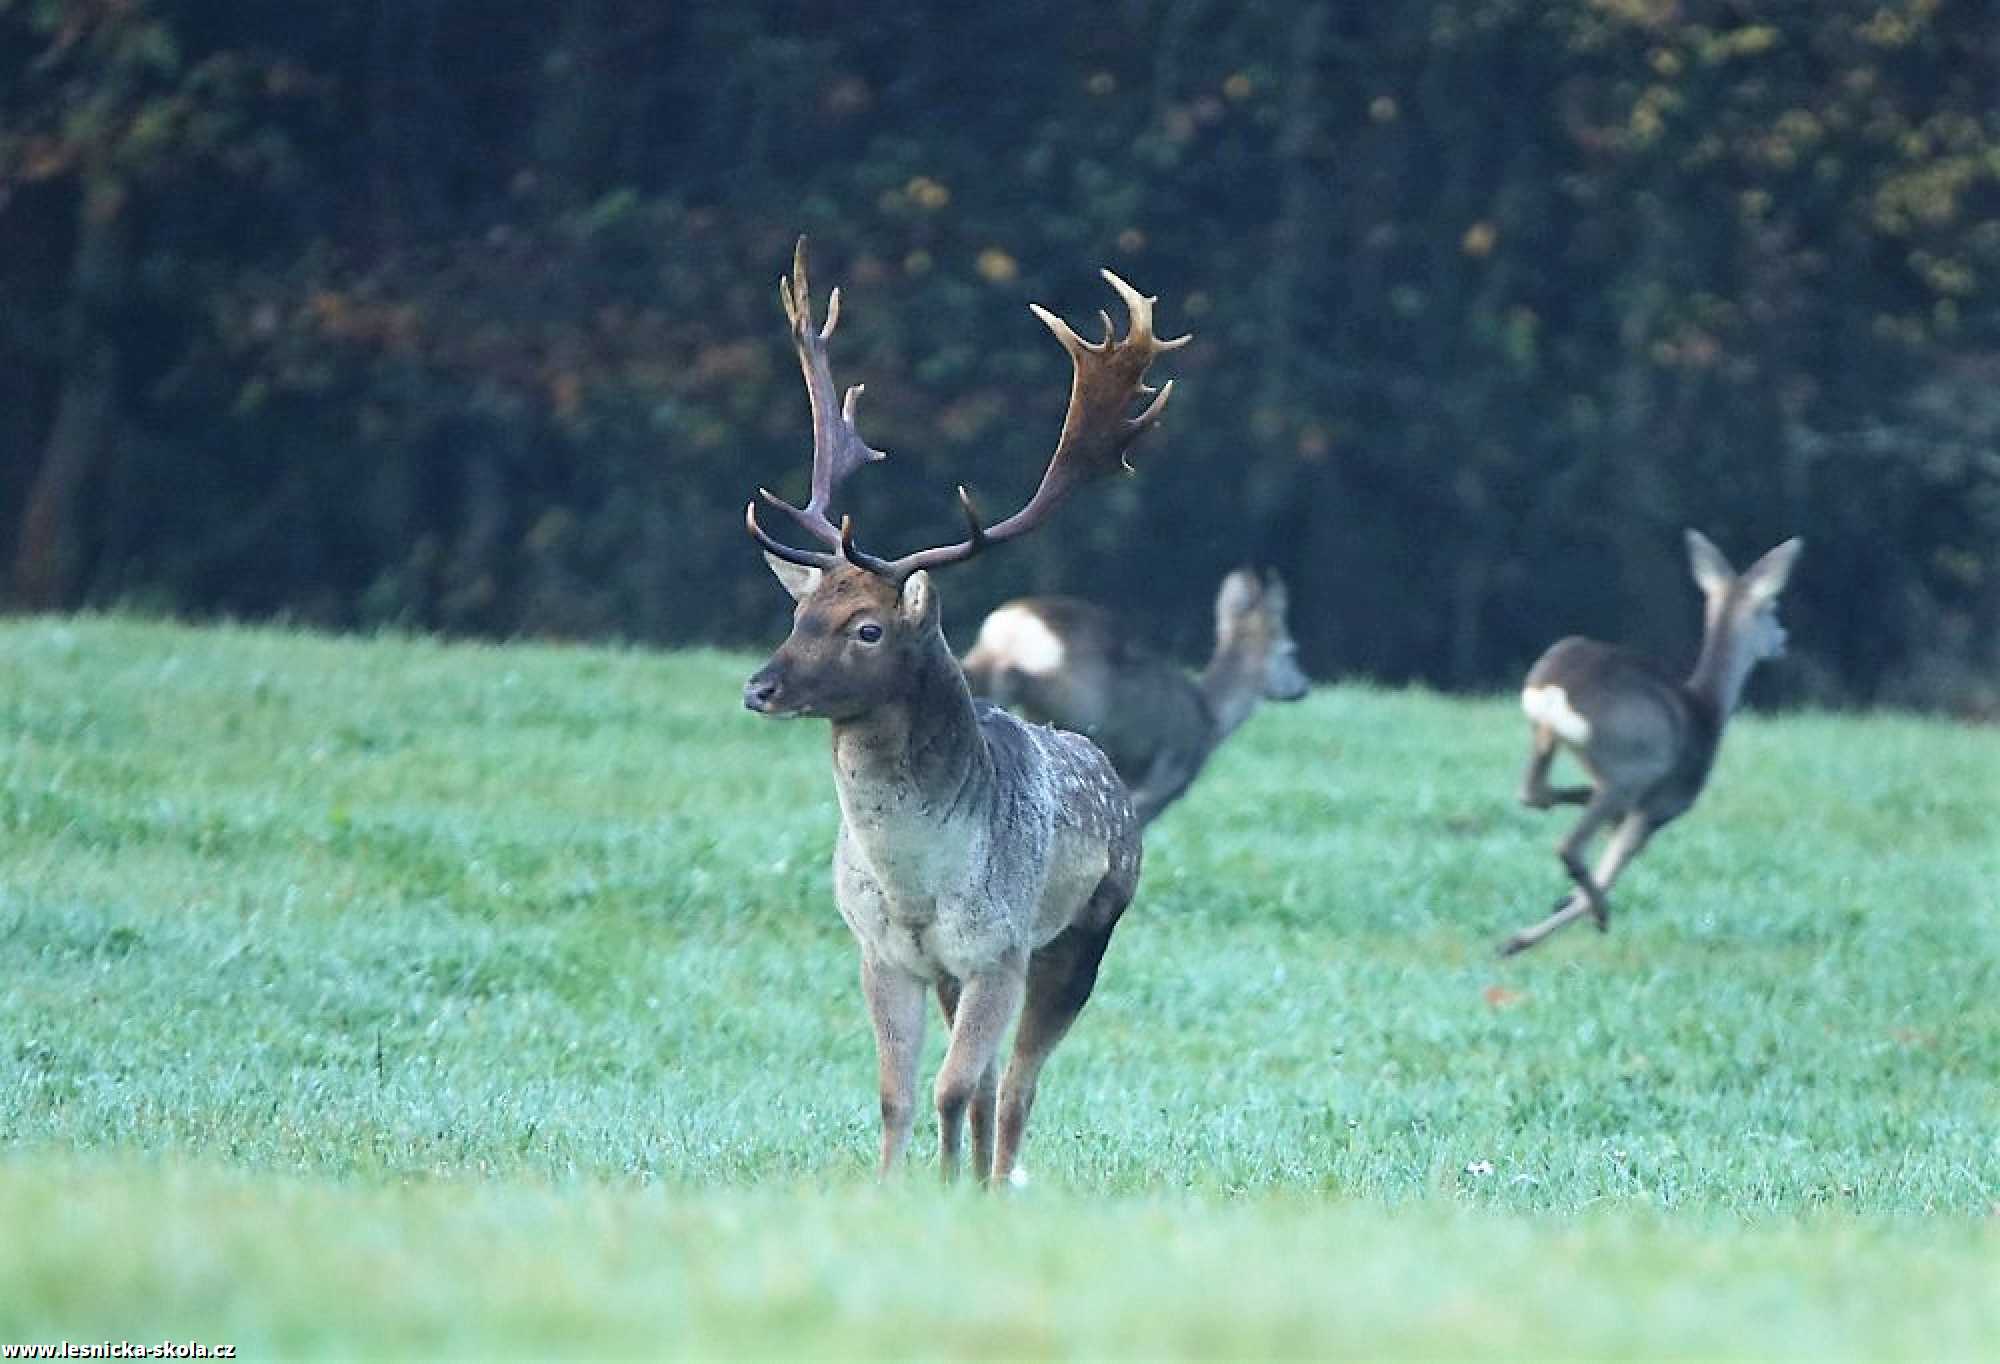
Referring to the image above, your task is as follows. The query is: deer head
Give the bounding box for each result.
[1683,528,1804,721]
[1214,568,1309,702]
[744,238,1187,720]
[1686,529,1804,664]
[745,556,942,721]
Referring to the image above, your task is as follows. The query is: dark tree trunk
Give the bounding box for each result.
[12,172,130,611]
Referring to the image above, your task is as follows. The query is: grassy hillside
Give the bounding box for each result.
[1,616,1995,1356]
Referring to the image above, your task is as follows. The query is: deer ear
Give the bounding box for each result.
[763,552,822,602]
[898,570,939,628]
[1685,528,1736,597]
[1260,569,1289,620]
[1216,568,1262,623]
[1740,537,1802,604]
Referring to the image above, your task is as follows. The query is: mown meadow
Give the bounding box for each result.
[1,617,1994,1357]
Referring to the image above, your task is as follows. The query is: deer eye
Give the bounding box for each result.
[855,622,884,644]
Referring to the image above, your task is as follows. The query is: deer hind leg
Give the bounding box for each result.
[936,979,1000,1183]
[994,907,1125,1186]
[933,961,1025,1185]
[1499,790,1621,956]
[861,954,927,1176]
[1519,725,1593,809]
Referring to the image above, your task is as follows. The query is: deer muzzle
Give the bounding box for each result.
[743,662,789,715]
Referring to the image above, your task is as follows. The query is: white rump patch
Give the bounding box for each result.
[1521,684,1592,744]
[975,606,1066,676]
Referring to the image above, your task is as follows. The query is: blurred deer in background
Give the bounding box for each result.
[1500,529,1803,957]
[960,569,1308,825]
[742,239,1187,1183]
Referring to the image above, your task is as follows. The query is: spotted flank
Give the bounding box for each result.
[973,605,1067,676]
[1521,683,1592,744]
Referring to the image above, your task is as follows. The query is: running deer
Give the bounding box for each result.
[1499,529,1803,957]
[960,569,1308,825]
[742,239,1186,1183]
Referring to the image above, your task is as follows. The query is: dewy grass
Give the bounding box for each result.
[0,1162,1993,1359]
[1,615,1996,1356]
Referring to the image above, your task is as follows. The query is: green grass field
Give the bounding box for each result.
[2,616,1995,1357]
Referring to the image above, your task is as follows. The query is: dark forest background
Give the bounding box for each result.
[3,0,1997,708]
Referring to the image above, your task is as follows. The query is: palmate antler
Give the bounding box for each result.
[745,236,1188,583]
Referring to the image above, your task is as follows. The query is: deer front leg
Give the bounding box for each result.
[933,957,1025,1185]
[1500,805,1652,955]
[1582,810,1653,932]
[860,954,927,1177]
[1128,749,1200,826]
[1498,896,1594,956]
[936,980,1000,1183]
[1557,790,1619,926]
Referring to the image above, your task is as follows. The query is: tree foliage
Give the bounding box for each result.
[3,0,1996,706]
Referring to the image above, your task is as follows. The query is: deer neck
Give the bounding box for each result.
[1685,602,1757,722]
[829,637,991,824]
[1197,637,1265,750]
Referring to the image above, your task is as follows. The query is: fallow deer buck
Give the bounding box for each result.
[1499,529,1803,957]
[742,239,1187,1183]
[960,568,1309,825]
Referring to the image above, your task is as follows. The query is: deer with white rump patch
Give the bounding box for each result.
[1500,529,1803,957]
[742,239,1187,1183]
[960,569,1309,825]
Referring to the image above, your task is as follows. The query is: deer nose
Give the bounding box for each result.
[744,671,782,712]
[748,660,792,712]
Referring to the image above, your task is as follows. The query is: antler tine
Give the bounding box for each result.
[871,486,991,579]
[747,500,838,570]
[1098,268,1193,353]
[872,269,1187,581]
[1031,302,1094,361]
[748,236,888,563]
[836,513,902,578]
